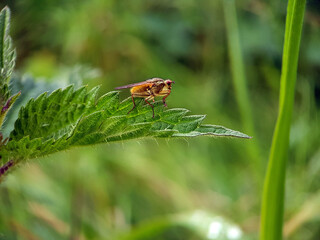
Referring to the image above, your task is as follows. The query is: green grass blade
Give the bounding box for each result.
[222,0,254,136]
[222,0,262,182]
[259,0,306,239]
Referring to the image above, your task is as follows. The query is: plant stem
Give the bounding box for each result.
[260,0,306,239]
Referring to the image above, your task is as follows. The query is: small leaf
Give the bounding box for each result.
[1,91,20,114]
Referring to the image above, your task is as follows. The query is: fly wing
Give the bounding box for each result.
[115,78,164,89]
[115,81,149,90]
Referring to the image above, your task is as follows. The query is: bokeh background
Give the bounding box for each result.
[0,0,320,239]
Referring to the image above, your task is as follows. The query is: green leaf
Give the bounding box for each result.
[0,6,15,105]
[0,6,17,130]
[0,87,251,164]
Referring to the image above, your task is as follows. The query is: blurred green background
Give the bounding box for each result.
[0,0,320,239]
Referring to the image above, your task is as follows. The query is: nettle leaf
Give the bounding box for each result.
[0,86,251,163]
[0,7,15,105]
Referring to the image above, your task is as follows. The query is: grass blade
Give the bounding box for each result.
[259,0,306,239]
[222,0,262,185]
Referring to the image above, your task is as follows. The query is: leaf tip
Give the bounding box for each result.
[2,6,10,12]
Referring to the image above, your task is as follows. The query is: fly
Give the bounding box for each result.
[115,78,175,118]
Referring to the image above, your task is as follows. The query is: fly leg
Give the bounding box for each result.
[162,92,170,107]
[127,94,136,114]
[144,96,155,118]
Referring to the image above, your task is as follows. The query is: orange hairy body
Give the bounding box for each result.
[130,83,154,97]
